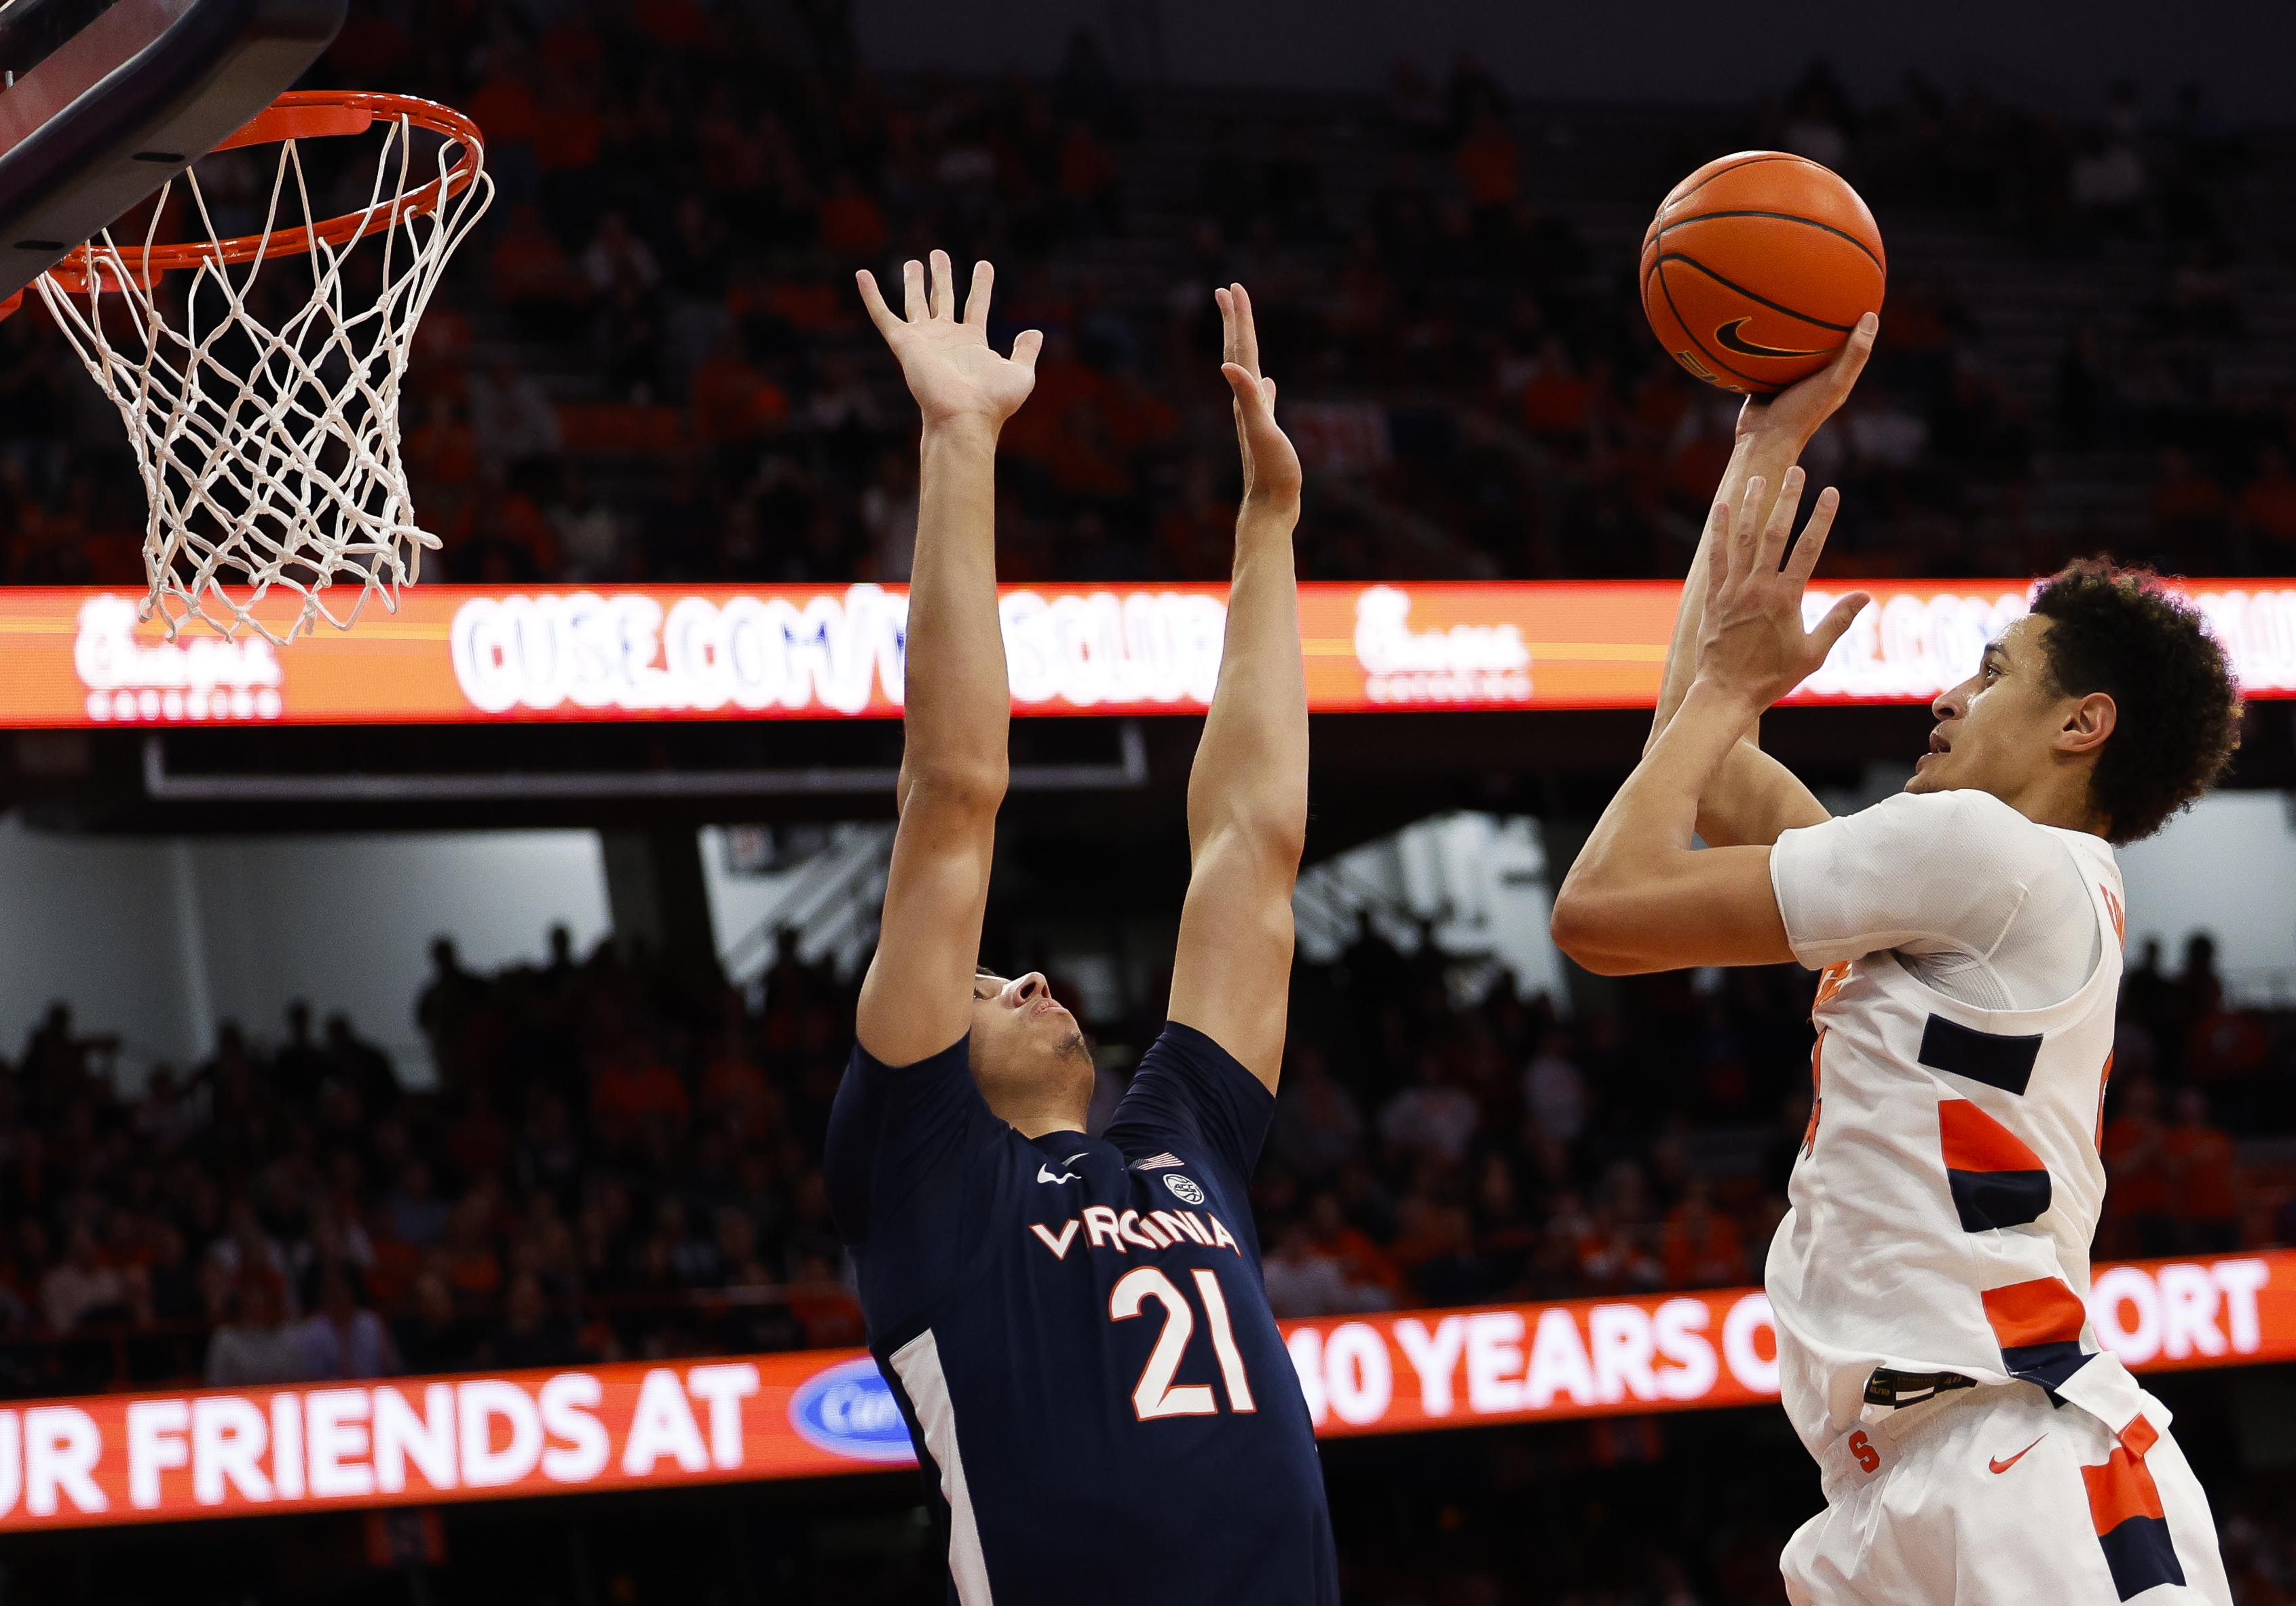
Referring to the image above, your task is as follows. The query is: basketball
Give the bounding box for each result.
[1640,151,1887,396]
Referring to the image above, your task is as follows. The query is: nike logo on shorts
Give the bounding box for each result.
[1989,1434,2046,1474]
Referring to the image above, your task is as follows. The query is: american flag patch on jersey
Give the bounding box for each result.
[1131,1152,1185,1170]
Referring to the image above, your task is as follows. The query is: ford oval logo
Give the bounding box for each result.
[790,1356,917,1464]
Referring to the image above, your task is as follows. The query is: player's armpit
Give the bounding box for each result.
[1167,825,1298,1093]
[856,774,1000,1067]
[1549,842,1796,976]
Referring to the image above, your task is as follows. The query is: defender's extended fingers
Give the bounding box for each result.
[901,259,926,322]
[1229,283,1262,377]
[1220,361,1268,415]
[928,250,956,320]
[1758,466,1807,574]
[963,260,995,328]
[1215,286,1236,366]
[1784,486,1843,586]
[855,270,897,336]
[1009,328,1045,374]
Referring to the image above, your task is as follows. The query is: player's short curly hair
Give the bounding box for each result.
[2028,559,2242,845]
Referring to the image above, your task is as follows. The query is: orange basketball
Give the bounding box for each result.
[1640,151,1886,396]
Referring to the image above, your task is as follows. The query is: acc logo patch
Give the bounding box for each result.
[1163,1174,1207,1206]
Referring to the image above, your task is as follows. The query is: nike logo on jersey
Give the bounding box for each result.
[1036,1164,1079,1185]
[1989,1435,2046,1474]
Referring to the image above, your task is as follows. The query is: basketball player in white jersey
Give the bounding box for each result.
[1551,314,2244,1605]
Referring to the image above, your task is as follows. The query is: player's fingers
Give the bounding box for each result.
[1215,287,1235,366]
[1220,360,1263,415]
[1731,474,1768,575]
[1810,592,1871,659]
[962,259,994,328]
[855,269,897,336]
[901,259,926,322]
[1009,328,1045,375]
[928,249,956,320]
[1784,486,1842,586]
[1231,283,1262,376]
[1260,376,1277,411]
[1825,311,1881,397]
[1758,466,1805,573]
[1703,496,1735,587]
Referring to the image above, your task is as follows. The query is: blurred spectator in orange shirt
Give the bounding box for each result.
[2166,1087,2243,1253]
[1660,1179,1748,1289]
[2102,1074,2177,1257]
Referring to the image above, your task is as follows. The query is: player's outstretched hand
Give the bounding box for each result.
[1693,467,1869,711]
[1216,284,1301,512]
[1737,310,1880,449]
[857,250,1043,430]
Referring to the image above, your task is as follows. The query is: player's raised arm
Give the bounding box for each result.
[1166,285,1308,1091]
[853,252,1042,1067]
[1552,473,1869,975]
[1648,313,1878,847]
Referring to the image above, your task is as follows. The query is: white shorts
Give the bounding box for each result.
[1782,1383,2231,1606]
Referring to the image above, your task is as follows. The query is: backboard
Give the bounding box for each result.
[0,0,344,304]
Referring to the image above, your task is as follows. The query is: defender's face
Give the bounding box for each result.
[968,972,1095,1121]
[1909,616,2069,803]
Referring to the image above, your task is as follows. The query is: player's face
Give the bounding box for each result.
[966,971,1095,1127]
[1908,616,2071,803]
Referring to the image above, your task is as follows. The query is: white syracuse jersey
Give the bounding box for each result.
[1763,788,2148,1457]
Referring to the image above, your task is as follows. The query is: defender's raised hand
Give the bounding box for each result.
[1216,284,1301,511]
[857,251,1043,429]
[1693,468,1869,711]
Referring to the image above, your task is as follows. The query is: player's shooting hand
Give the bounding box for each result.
[857,251,1043,431]
[1692,467,1869,712]
[1737,311,1880,449]
[1216,284,1302,512]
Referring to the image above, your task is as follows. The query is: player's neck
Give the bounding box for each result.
[1984,773,2111,839]
[1006,1107,1091,1140]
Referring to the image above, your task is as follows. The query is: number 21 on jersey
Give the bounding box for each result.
[1110,1266,1257,1420]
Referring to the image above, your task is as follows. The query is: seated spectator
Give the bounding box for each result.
[2103,1075,2177,1257]
[785,1252,865,1349]
[42,1223,130,1333]
[1659,1180,1748,1289]
[206,1272,308,1386]
[299,1264,401,1380]
[1262,1223,1362,1318]
[1377,1053,1479,1164]
[2166,1088,2243,1254]
[486,1271,581,1371]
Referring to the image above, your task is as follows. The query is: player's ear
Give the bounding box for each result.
[2058,691,2116,757]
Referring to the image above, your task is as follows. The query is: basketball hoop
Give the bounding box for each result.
[25,90,491,643]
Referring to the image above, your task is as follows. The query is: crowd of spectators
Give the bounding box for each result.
[1,902,2288,1396]
[0,6,2291,590]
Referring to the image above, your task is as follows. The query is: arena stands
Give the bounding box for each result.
[3,7,2293,592]
[3,904,2287,1401]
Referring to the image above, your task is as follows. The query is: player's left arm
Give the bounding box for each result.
[1551,474,1870,975]
[1167,284,1308,1092]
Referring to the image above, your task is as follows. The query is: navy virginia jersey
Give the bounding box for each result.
[823,1020,1338,1605]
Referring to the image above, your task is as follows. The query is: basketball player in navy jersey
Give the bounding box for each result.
[824,252,1335,1605]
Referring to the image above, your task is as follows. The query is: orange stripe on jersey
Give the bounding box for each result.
[1982,1277,2088,1349]
[2094,1051,2115,1152]
[1938,1097,2046,1174]
[2083,1445,2169,1535]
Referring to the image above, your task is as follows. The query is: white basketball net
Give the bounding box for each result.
[34,112,492,643]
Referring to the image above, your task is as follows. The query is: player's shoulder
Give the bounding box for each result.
[1848,786,2076,887]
